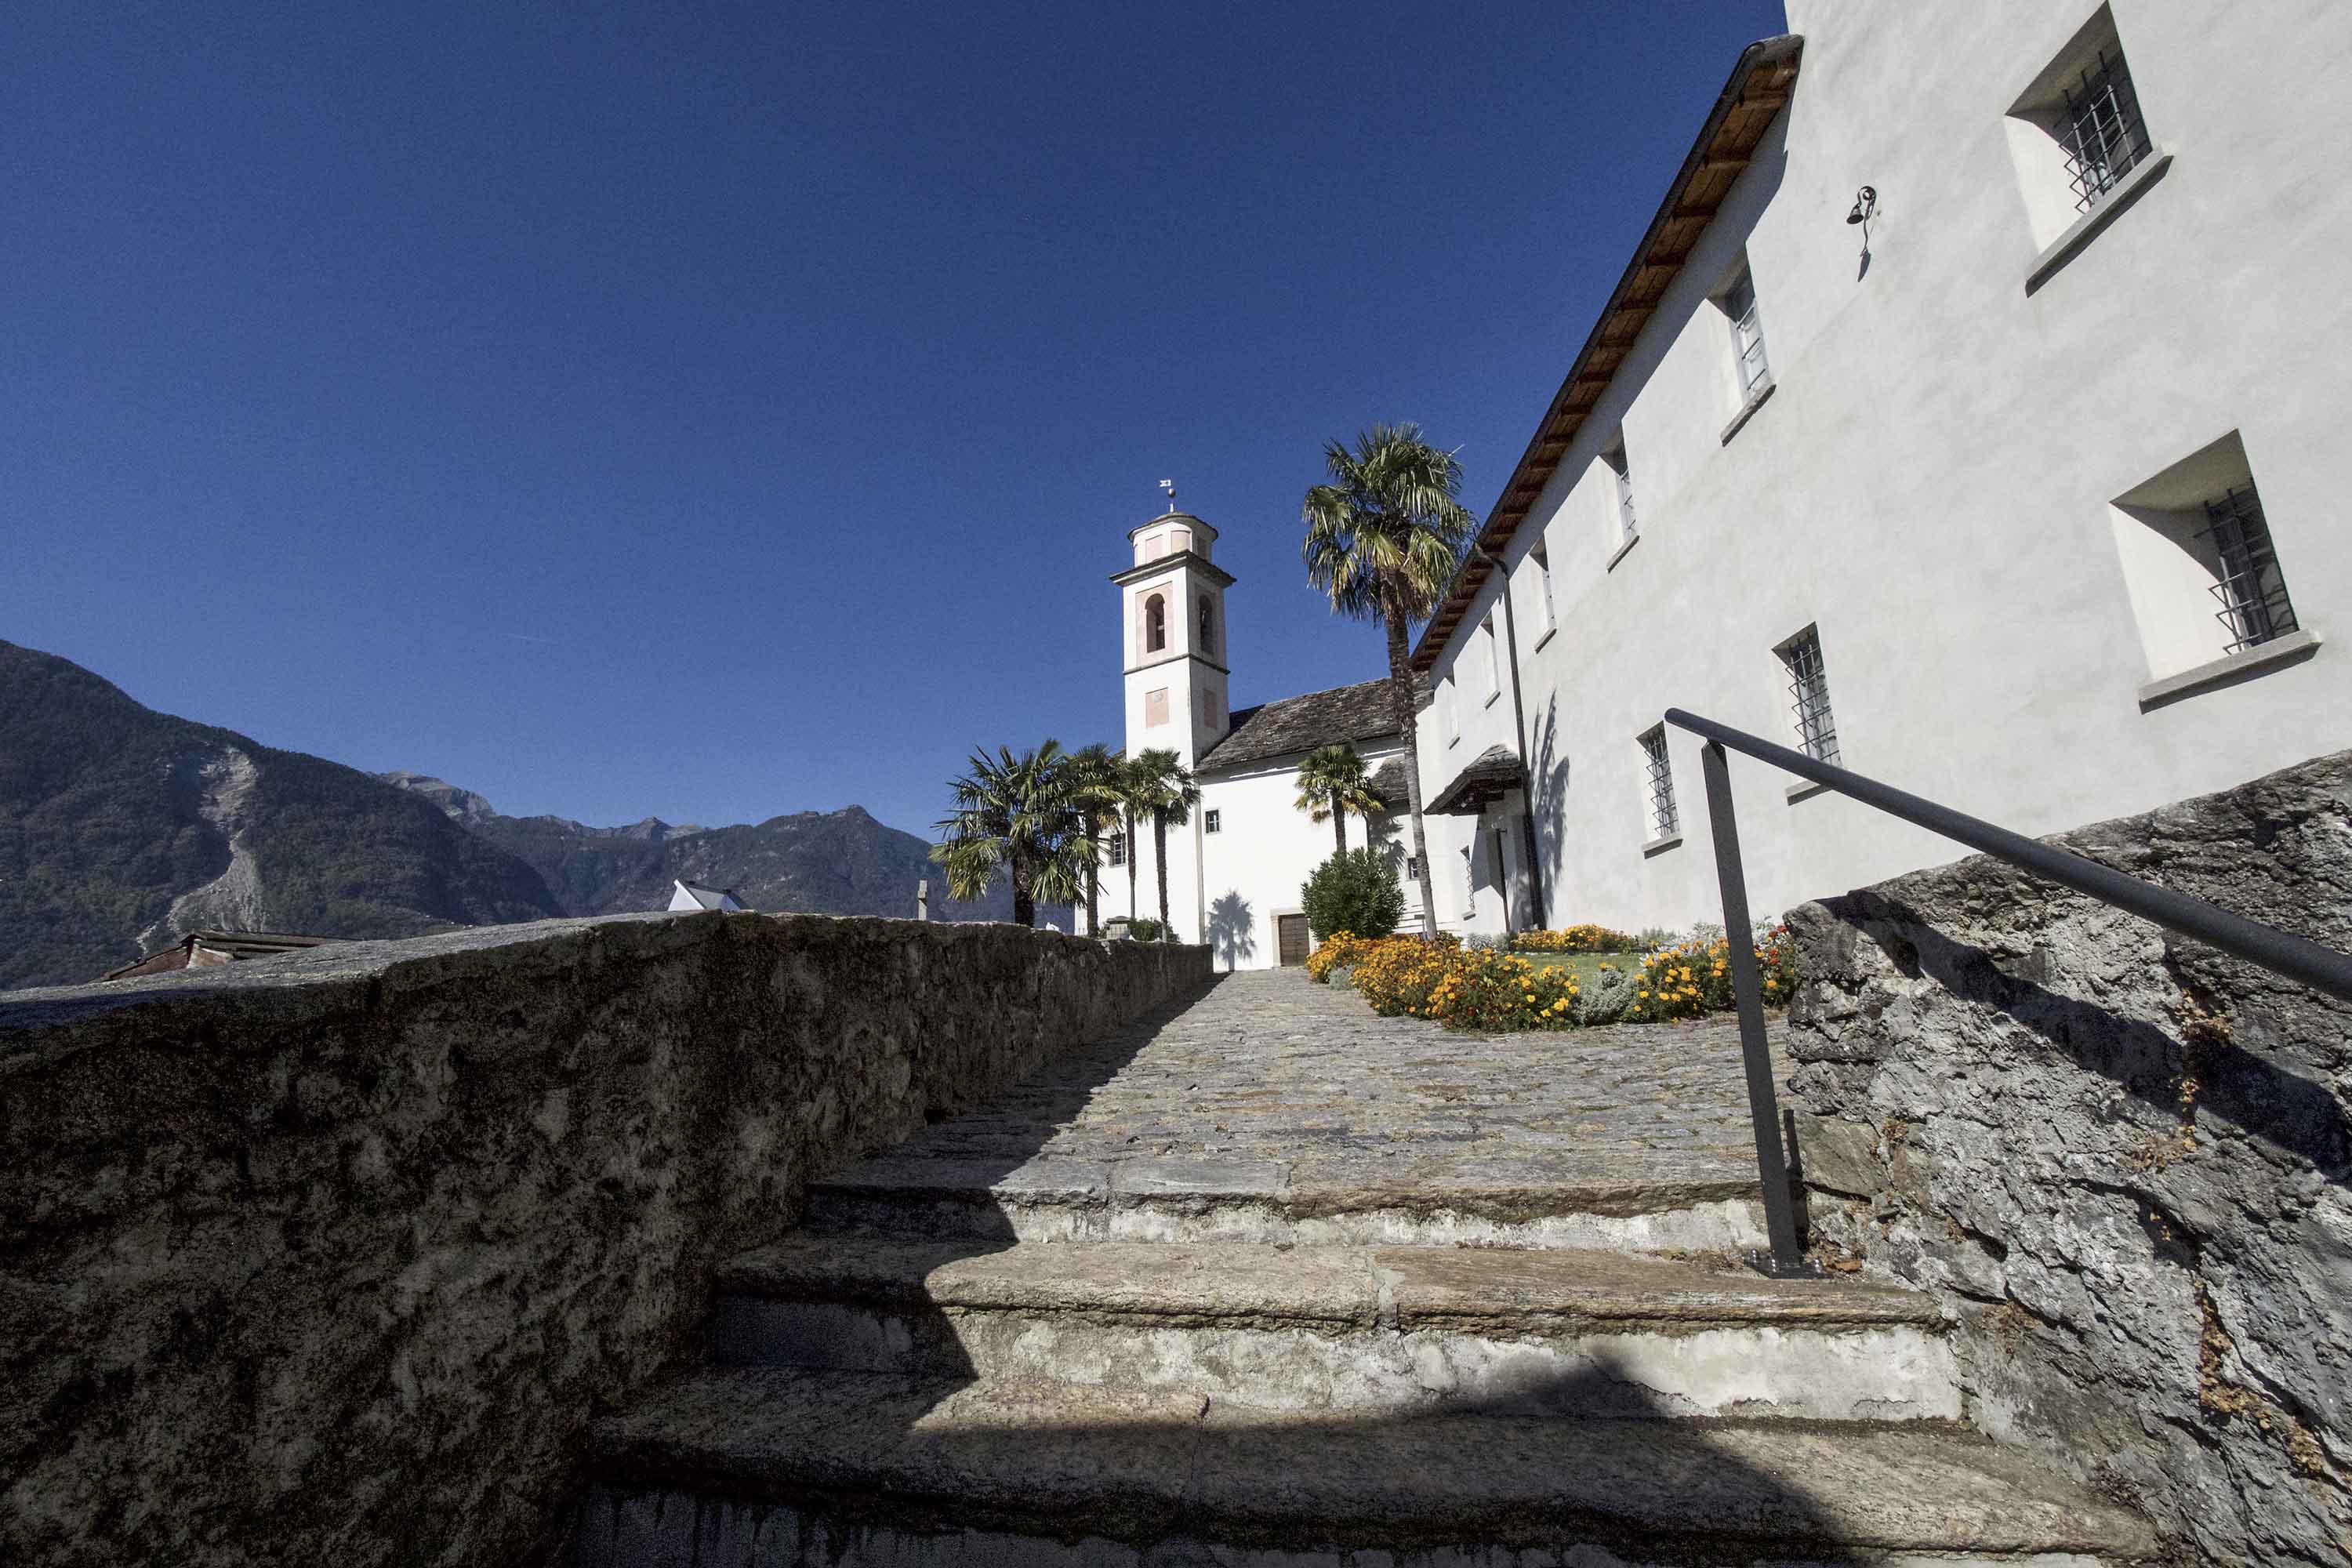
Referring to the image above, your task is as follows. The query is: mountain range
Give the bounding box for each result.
[0,641,1030,992]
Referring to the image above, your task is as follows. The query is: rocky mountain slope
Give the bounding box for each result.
[378,775,1035,926]
[0,641,1051,991]
[0,641,567,990]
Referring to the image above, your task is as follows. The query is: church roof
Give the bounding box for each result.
[1196,676,1418,774]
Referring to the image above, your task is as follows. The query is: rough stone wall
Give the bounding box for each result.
[1785,751,2352,1566]
[0,913,1208,1568]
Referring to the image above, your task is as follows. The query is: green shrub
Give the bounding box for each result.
[1126,916,1165,942]
[1301,848,1405,941]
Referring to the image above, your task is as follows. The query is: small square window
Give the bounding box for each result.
[1777,627,1840,764]
[2055,45,2151,212]
[1639,726,1679,840]
[2110,432,2305,692]
[1204,809,1221,834]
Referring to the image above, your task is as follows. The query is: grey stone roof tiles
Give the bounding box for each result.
[1196,676,1418,774]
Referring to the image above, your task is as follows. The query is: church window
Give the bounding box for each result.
[1107,832,1126,867]
[1144,593,1167,654]
[1204,809,1221,834]
[1480,614,1501,705]
[1531,544,1554,635]
[1197,596,1214,655]
[1145,688,1169,728]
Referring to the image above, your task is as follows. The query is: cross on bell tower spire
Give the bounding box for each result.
[1160,477,1176,514]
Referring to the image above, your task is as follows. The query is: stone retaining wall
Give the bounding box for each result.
[0,913,1209,1568]
[1784,751,2352,1566]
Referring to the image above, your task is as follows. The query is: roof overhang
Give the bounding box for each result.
[1410,34,1802,673]
[1426,745,1525,816]
[1109,550,1236,590]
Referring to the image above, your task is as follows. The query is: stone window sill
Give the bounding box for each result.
[1787,778,1832,804]
[2137,627,2321,711]
[1642,832,1683,857]
[1532,624,1558,652]
[2024,151,2173,296]
[1606,532,1640,572]
[1720,378,1777,446]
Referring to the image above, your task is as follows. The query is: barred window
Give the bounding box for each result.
[1107,832,1126,867]
[2056,47,2152,212]
[1778,628,1840,764]
[2201,484,2299,655]
[1204,809,1221,834]
[1639,726,1679,840]
[1724,270,1769,395]
[1606,439,1635,543]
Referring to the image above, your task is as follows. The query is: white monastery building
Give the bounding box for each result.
[1093,2,2352,964]
[1407,0,2352,941]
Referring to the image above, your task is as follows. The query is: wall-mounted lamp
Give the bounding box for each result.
[1846,185,1877,277]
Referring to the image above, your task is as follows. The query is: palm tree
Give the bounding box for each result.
[1301,423,1476,931]
[932,741,1079,928]
[1126,746,1200,938]
[1063,742,1126,935]
[1294,742,1382,855]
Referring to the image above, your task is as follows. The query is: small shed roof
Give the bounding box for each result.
[1426,745,1525,816]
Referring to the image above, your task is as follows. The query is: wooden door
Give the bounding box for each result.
[1277,913,1311,966]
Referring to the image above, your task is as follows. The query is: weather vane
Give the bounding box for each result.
[1160,478,1176,513]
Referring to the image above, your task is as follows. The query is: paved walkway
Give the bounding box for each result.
[873,969,1780,1201]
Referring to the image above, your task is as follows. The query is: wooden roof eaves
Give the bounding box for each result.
[1410,34,1804,673]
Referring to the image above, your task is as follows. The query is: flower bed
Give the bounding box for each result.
[1308,924,1795,1033]
[1509,923,1637,953]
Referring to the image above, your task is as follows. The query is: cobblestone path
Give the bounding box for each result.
[869,968,1784,1202]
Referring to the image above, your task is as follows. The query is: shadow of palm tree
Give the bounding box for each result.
[1207,894,1255,972]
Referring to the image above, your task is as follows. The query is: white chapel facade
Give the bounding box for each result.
[1091,509,1419,970]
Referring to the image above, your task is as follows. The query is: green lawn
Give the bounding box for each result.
[1517,950,1645,987]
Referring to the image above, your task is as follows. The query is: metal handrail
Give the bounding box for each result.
[1661,706,2352,1275]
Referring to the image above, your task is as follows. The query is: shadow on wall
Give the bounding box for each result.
[1207,892,1254,971]
[1529,695,1572,908]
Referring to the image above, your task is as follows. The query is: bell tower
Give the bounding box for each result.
[1112,502,1234,768]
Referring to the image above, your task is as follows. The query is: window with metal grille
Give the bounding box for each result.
[1108,832,1126,867]
[1204,809,1221,834]
[1724,270,1769,394]
[1777,629,1840,764]
[2201,483,2299,655]
[1639,727,1678,840]
[2056,47,2151,211]
[1605,440,1635,543]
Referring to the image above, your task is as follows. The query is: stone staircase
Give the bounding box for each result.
[571,1154,2158,1565]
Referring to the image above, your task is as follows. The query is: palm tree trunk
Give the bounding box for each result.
[1386,615,1439,934]
[1123,805,1138,920]
[1334,808,1347,856]
[1085,855,1099,935]
[1153,808,1171,935]
[1011,848,1036,928]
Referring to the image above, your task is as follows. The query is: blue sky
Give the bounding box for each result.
[5,0,1783,833]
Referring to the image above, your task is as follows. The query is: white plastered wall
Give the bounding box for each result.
[1418,0,2352,934]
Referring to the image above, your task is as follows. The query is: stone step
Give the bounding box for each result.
[572,1367,2159,1566]
[804,1152,1771,1254]
[707,1237,1961,1423]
